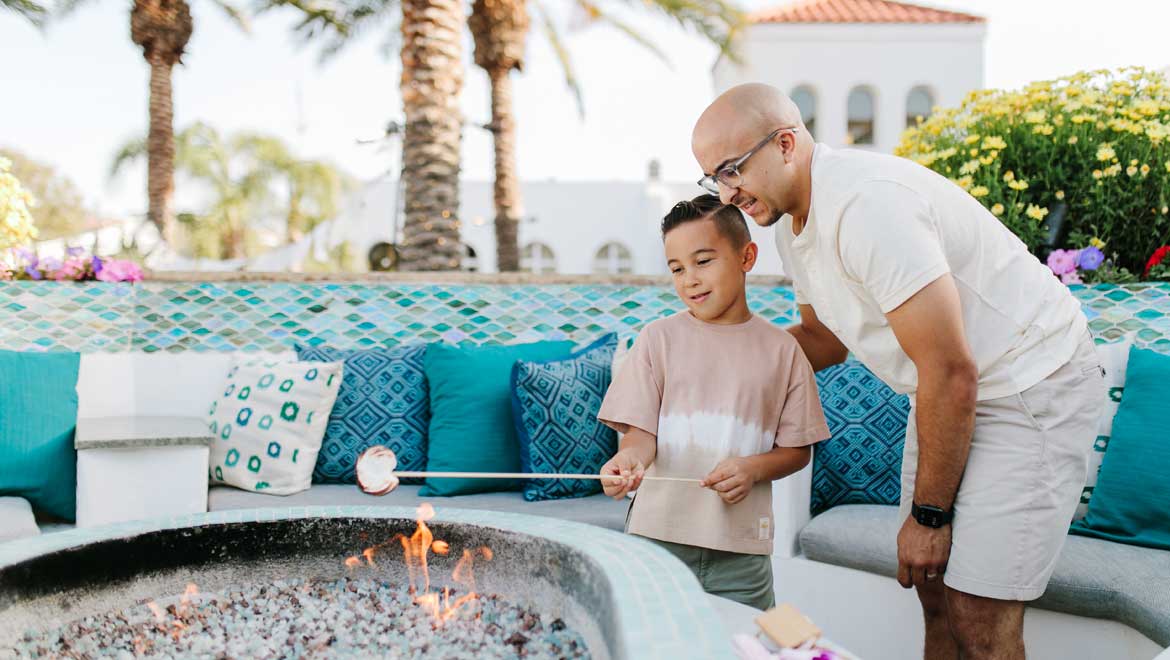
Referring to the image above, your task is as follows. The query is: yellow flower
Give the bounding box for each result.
[1093,169,1104,179]
[1141,164,1151,176]
[964,135,981,145]
[1008,179,1029,191]
[1127,165,1139,176]
[1090,237,1106,249]
[1055,190,1065,200]
[1130,159,1139,166]
[1097,145,1116,161]
[1164,206,1169,214]
[1032,124,1055,136]
[981,136,1007,150]
[1165,161,1170,173]
[1025,204,1049,221]
[1003,170,1016,182]
[955,176,974,191]
[1068,136,1079,145]
[969,148,979,157]
[991,203,1005,216]
[970,186,990,198]
[959,160,980,175]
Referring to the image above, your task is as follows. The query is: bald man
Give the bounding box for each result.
[692,83,1105,660]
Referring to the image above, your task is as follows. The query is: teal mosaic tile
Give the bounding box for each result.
[2,281,1169,355]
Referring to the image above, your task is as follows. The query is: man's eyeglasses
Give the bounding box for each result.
[697,127,800,195]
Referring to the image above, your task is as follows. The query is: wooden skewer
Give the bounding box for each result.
[391,471,701,484]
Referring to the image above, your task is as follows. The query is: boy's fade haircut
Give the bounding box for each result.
[661,194,752,249]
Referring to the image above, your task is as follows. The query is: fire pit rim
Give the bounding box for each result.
[0,505,733,659]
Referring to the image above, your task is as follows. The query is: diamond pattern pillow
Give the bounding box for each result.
[811,360,910,515]
[296,344,429,484]
[1075,336,1132,520]
[511,333,618,501]
[207,358,343,495]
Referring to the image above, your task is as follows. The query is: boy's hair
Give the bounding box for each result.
[661,194,751,248]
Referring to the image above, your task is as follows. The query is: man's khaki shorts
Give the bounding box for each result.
[899,333,1105,601]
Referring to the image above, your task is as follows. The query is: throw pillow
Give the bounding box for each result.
[296,344,429,484]
[811,360,909,515]
[511,333,618,501]
[0,350,80,521]
[421,339,574,497]
[207,357,343,495]
[1075,336,1132,520]
[1070,346,1170,550]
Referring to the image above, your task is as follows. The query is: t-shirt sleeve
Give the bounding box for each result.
[597,328,662,436]
[775,348,832,448]
[838,180,950,314]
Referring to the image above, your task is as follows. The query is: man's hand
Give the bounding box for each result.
[600,450,645,500]
[896,514,952,589]
[702,457,758,504]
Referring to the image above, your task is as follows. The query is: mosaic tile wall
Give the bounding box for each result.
[1,280,1168,353]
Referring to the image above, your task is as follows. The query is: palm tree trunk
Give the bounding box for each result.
[488,67,521,272]
[398,0,465,271]
[146,50,176,250]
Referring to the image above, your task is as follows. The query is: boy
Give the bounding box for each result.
[597,194,830,610]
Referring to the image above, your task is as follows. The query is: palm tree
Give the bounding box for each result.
[264,0,466,271]
[3,0,47,26]
[62,0,249,252]
[470,0,742,271]
[112,123,348,259]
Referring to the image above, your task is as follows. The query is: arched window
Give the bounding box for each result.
[847,86,876,146]
[906,86,934,128]
[521,242,557,274]
[791,85,817,139]
[592,242,633,275]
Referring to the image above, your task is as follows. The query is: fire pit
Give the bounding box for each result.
[0,506,732,659]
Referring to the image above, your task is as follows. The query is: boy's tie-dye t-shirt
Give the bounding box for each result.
[598,311,830,555]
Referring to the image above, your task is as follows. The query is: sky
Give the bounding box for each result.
[1,0,1169,220]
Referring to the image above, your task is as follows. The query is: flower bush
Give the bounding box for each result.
[1,247,144,282]
[896,67,1170,274]
[1,157,38,251]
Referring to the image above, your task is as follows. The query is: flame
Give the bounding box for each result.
[342,502,493,626]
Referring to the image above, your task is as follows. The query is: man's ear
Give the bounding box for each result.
[742,241,759,273]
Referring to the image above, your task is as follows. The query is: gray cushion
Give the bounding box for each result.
[799,505,1170,646]
[209,484,631,532]
[0,497,40,543]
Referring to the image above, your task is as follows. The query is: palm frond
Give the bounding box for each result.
[211,0,252,33]
[572,0,670,68]
[256,0,399,62]
[534,0,584,119]
[108,137,147,181]
[3,0,47,28]
[608,0,744,63]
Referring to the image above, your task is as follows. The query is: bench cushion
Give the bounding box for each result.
[0,497,40,543]
[799,504,1170,646]
[209,484,631,532]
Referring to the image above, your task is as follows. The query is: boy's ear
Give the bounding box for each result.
[741,241,759,273]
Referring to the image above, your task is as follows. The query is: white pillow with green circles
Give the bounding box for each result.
[207,357,344,495]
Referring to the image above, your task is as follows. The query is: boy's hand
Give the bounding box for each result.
[600,450,645,500]
[702,457,758,504]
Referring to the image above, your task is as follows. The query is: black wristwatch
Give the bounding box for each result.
[911,503,954,528]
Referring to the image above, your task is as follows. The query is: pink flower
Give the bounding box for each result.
[52,257,88,281]
[1061,271,1083,285]
[1046,249,1078,275]
[96,259,144,283]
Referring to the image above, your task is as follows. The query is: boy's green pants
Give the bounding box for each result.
[645,537,776,611]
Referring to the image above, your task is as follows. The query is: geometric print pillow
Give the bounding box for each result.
[207,357,343,495]
[511,333,618,502]
[1075,336,1132,521]
[296,344,429,484]
[810,360,910,515]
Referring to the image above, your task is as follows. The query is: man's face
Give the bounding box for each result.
[664,218,755,322]
[693,117,793,228]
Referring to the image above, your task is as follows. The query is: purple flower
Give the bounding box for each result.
[66,246,84,257]
[24,266,42,280]
[40,256,62,273]
[1078,246,1105,271]
[91,255,103,274]
[1046,249,1078,276]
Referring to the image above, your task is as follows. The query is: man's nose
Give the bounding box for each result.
[718,182,737,205]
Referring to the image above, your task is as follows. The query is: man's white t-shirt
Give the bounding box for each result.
[775,144,1087,401]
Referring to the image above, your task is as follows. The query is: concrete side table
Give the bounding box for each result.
[75,417,212,528]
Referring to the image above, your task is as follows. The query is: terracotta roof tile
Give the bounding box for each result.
[750,0,985,25]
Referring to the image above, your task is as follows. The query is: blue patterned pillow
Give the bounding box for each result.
[511,333,618,502]
[296,344,429,484]
[811,360,909,515]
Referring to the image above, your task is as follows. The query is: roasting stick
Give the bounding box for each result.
[355,445,702,495]
[389,470,700,483]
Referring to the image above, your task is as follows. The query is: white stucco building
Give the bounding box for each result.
[714,0,986,154]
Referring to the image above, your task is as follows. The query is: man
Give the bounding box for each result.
[691,83,1104,660]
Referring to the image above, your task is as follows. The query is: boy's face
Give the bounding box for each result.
[664,218,758,323]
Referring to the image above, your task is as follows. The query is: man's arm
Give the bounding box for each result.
[886,274,978,588]
[788,304,850,371]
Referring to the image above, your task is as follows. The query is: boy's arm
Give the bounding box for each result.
[703,446,811,505]
[600,425,656,500]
